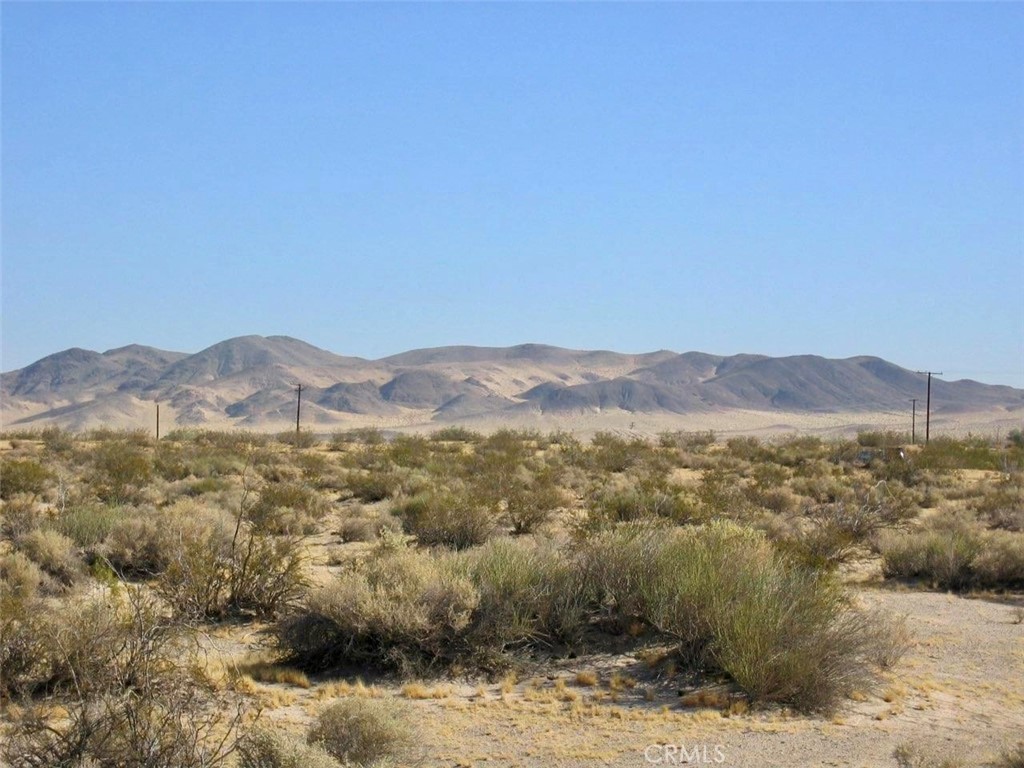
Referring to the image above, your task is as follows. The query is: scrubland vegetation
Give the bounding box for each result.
[1,423,1022,766]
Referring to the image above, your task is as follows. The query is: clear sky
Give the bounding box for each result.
[2,2,1022,387]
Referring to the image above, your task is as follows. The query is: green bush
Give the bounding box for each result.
[430,426,482,443]
[393,488,496,549]
[276,429,320,448]
[41,425,75,454]
[307,698,415,767]
[916,435,1002,471]
[53,503,125,548]
[582,521,898,711]
[585,477,695,530]
[89,440,153,504]
[0,459,52,499]
[465,537,592,650]
[249,481,328,535]
[345,467,401,502]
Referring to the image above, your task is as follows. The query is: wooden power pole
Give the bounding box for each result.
[909,399,917,445]
[295,384,303,439]
[156,403,160,441]
[915,371,943,444]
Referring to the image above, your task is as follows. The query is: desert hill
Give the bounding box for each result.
[2,336,1021,434]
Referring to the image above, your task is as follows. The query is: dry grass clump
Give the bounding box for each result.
[238,727,340,768]
[278,542,478,672]
[13,527,81,587]
[236,660,311,688]
[307,698,416,767]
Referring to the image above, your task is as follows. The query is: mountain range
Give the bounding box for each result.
[2,336,1022,433]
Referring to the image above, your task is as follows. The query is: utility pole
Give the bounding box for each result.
[156,403,160,442]
[909,399,917,445]
[295,384,303,439]
[915,371,943,444]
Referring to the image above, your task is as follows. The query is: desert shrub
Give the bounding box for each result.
[155,500,304,620]
[724,436,771,463]
[858,431,909,449]
[386,434,431,468]
[585,477,695,529]
[971,531,1024,589]
[659,430,716,452]
[15,528,81,586]
[590,432,655,473]
[278,545,478,672]
[971,474,1024,531]
[249,481,328,535]
[464,537,592,650]
[430,426,482,443]
[790,473,852,505]
[916,435,1002,471]
[275,429,320,448]
[1,458,52,499]
[471,457,566,534]
[228,532,307,617]
[89,440,153,504]
[2,589,246,768]
[776,485,916,569]
[104,507,174,576]
[879,524,981,590]
[330,427,385,449]
[0,589,52,699]
[582,521,896,712]
[295,451,330,483]
[345,467,401,502]
[41,425,75,454]
[696,468,754,520]
[0,496,43,540]
[877,517,1024,590]
[238,727,340,768]
[307,698,415,767]
[394,488,496,549]
[53,502,125,548]
[0,551,48,601]
[337,513,380,543]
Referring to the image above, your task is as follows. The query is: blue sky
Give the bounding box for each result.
[2,2,1022,387]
